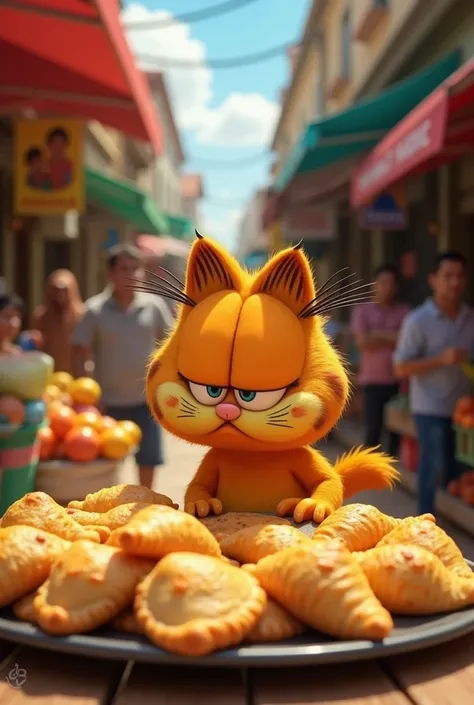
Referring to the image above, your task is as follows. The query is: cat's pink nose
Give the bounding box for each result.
[215,403,241,421]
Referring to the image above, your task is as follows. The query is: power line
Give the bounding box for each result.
[124,0,263,30]
[137,41,292,69]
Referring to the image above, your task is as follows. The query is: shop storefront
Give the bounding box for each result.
[351,58,474,535]
[0,0,163,313]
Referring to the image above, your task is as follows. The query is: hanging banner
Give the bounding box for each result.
[358,184,407,231]
[14,118,84,215]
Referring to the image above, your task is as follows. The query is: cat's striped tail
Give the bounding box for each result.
[334,445,400,500]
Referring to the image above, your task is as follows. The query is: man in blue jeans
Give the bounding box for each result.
[394,251,474,515]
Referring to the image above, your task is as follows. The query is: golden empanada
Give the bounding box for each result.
[67,484,176,512]
[253,541,393,641]
[357,544,474,615]
[66,503,152,531]
[113,609,143,635]
[2,492,107,543]
[107,505,221,559]
[34,540,155,635]
[0,526,70,606]
[13,591,39,623]
[220,524,311,564]
[246,598,305,643]
[312,504,400,551]
[135,552,267,656]
[200,513,291,543]
[376,519,472,578]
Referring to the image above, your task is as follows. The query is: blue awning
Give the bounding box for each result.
[274,51,461,193]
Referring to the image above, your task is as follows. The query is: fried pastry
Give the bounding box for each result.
[0,526,70,606]
[357,544,474,615]
[66,503,152,531]
[135,552,267,656]
[253,541,393,640]
[312,503,402,551]
[13,591,39,623]
[2,492,107,543]
[246,598,305,643]
[107,505,221,559]
[67,484,177,512]
[220,524,311,564]
[200,513,291,543]
[34,540,155,635]
[113,609,143,635]
[376,518,472,578]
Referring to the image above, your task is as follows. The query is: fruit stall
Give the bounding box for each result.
[385,393,474,537]
[0,354,140,510]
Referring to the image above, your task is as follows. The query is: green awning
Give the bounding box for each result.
[85,167,167,234]
[275,51,461,193]
[164,213,194,239]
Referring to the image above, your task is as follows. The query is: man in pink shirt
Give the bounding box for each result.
[351,264,409,457]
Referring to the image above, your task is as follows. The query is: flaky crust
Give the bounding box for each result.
[66,503,153,531]
[0,526,70,606]
[312,504,400,551]
[33,540,155,635]
[356,544,474,615]
[254,541,393,640]
[246,598,305,643]
[13,590,40,623]
[376,519,473,578]
[107,505,221,559]
[220,524,311,563]
[67,484,176,512]
[135,552,267,656]
[200,513,291,543]
[1,492,107,543]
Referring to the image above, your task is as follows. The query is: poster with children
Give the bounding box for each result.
[13,118,84,215]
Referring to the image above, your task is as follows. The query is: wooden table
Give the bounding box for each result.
[0,633,472,704]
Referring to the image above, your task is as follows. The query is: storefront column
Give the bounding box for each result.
[30,229,43,312]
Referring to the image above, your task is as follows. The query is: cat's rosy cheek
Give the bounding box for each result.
[166,395,179,408]
[291,406,307,418]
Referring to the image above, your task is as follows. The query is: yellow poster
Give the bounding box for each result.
[14,118,84,215]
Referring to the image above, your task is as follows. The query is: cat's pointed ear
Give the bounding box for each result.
[184,237,242,303]
[249,246,315,315]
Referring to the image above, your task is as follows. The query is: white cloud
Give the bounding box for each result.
[122,3,278,147]
[201,208,242,249]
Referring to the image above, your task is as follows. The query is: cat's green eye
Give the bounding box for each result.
[236,388,287,411]
[188,381,227,406]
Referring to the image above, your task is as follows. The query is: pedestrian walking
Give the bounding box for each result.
[394,251,474,515]
[72,244,174,489]
[351,264,409,457]
[32,269,83,373]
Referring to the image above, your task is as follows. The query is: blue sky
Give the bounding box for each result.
[123,0,310,249]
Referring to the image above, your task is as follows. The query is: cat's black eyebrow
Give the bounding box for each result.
[178,371,300,393]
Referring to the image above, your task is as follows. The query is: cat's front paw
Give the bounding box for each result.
[184,498,223,518]
[276,497,334,524]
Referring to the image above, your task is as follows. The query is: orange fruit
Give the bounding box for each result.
[64,426,100,463]
[44,384,62,403]
[100,426,133,461]
[60,392,74,407]
[49,405,77,440]
[117,420,142,446]
[51,441,66,460]
[50,371,73,392]
[38,426,57,461]
[0,396,25,425]
[101,415,117,430]
[69,377,101,406]
[75,410,103,434]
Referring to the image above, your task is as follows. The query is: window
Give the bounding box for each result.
[341,10,351,78]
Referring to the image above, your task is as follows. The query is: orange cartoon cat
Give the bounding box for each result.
[142,234,399,523]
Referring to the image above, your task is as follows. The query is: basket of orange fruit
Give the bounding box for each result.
[36,372,141,504]
[453,396,474,467]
